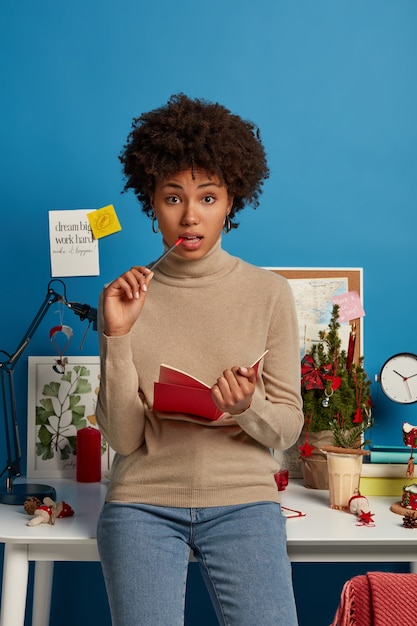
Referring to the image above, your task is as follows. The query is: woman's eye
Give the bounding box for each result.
[166,196,180,204]
[202,195,215,204]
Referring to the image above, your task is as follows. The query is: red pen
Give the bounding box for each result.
[147,237,184,272]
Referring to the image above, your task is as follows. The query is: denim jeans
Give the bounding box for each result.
[97,501,298,626]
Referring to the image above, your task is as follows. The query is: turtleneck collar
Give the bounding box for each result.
[153,237,238,285]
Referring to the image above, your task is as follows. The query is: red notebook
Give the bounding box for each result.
[153,351,268,420]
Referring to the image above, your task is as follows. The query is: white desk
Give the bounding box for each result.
[0,480,106,626]
[1,479,416,626]
[284,480,417,565]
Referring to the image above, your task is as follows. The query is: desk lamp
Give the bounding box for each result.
[0,279,97,505]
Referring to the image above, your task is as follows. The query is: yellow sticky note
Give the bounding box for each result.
[87,204,122,239]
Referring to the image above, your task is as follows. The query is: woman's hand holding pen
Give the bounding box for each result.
[211,366,256,415]
[103,240,184,337]
[103,266,153,336]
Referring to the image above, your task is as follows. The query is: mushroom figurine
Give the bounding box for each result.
[25,497,74,526]
[349,493,370,516]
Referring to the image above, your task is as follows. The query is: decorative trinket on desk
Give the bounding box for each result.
[389,484,417,517]
[402,422,417,479]
[400,484,417,510]
[356,510,375,527]
[402,511,417,529]
[24,496,74,526]
[348,493,375,526]
[349,493,370,515]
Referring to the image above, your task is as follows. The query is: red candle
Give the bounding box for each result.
[76,427,101,482]
[274,469,289,491]
[346,323,356,371]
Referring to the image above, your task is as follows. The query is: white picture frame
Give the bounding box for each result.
[27,355,113,478]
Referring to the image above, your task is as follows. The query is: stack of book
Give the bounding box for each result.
[368,445,413,464]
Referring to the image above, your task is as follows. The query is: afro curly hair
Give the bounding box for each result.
[119,94,270,229]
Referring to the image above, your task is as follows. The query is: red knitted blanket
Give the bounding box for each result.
[331,572,417,626]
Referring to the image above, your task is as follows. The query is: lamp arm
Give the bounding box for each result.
[0,369,21,480]
[0,279,97,491]
[66,300,98,330]
[6,286,63,368]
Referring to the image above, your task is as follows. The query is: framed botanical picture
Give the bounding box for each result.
[27,355,113,478]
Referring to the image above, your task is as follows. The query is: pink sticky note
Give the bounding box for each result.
[332,291,365,323]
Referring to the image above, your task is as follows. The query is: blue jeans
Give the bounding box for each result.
[97,501,298,625]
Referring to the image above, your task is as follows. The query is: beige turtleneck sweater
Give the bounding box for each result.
[96,239,303,507]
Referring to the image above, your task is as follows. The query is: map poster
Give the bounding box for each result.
[267,268,363,362]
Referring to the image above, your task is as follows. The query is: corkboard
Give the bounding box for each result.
[267,267,363,364]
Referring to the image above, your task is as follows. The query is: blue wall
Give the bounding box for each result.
[0,2,415,624]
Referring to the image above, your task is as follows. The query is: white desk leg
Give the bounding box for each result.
[0,543,29,626]
[32,561,54,626]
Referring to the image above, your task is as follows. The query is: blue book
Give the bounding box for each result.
[369,445,413,464]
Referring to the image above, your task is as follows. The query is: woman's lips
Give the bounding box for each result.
[180,235,203,251]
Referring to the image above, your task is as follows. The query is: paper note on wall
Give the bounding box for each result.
[332,291,365,323]
[49,209,100,277]
[87,204,122,239]
[304,323,351,355]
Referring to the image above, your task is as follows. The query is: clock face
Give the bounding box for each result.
[379,353,417,404]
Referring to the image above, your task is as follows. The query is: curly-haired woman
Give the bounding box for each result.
[96,94,303,626]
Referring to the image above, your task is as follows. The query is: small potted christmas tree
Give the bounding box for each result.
[299,304,373,490]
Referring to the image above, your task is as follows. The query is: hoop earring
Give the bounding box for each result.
[223,214,232,234]
[151,213,160,234]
